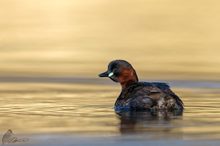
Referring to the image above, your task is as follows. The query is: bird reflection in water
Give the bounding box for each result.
[116,110,183,135]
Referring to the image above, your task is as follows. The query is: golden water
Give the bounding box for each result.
[0,82,220,140]
[0,0,220,142]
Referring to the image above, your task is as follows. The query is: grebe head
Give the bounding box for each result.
[99,60,138,88]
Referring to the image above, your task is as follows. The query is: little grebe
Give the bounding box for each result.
[99,60,184,112]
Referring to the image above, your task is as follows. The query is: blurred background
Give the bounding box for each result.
[1,0,220,81]
[1,1,220,142]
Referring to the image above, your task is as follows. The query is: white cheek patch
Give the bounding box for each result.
[108,72,114,77]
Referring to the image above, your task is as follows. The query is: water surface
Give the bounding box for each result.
[1,0,220,145]
[0,78,220,143]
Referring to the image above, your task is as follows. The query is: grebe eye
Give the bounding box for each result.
[113,70,120,77]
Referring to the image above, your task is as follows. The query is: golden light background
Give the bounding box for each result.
[0,0,220,80]
[1,1,220,137]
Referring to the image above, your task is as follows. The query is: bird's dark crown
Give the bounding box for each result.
[99,60,139,88]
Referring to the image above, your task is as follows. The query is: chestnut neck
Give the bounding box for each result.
[119,68,139,90]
